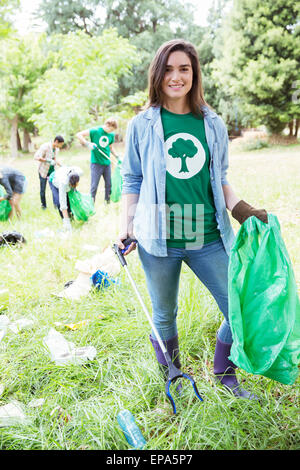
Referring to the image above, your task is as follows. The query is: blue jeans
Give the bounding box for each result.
[138,238,233,344]
[90,163,111,202]
[49,180,72,219]
[39,174,48,208]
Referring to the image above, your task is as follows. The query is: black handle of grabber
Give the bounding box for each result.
[112,237,137,267]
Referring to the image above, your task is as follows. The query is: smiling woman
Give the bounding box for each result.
[148,40,209,116]
[117,37,270,403]
[162,51,193,113]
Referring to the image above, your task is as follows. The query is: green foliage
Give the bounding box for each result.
[104,0,194,37]
[242,139,270,151]
[120,90,148,109]
[192,1,241,132]
[112,1,204,99]
[37,0,203,99]
[0,115,10,147]
[37,0,196,40]
[213,0,300,134]
[30,29,140,141]
[0,0,19,38]
[36,0,101,36]
[0,33,50,143]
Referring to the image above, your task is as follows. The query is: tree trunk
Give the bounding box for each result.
[23,129,31,152]
[17,129,22,151]
[294,119,299,138]
[288,121,294,137]
[10,115,19,159]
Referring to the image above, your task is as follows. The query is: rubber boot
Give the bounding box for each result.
[214,336,258,400]
[149,334,182,393]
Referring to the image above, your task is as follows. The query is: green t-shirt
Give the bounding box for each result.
[89,127,115,165]
[161,107,220,248]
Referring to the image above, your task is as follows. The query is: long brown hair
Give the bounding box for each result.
[147,39,210,116]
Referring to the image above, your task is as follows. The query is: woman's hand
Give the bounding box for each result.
[116,233,137,256]
[117,194,139,255]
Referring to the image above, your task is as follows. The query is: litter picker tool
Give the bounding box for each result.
[113,237,203,414]
[92,143,119,165]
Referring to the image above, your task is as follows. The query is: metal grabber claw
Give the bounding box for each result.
[113,238,203,414]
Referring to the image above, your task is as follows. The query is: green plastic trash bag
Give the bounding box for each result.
[0,187,11,221]
[47,164,55,176]
[228,214,300,385]
[48,171,55,184]
[68,189,95,221]
[111,159,122,203]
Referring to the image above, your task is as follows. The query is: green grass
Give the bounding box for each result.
[0,141,299,450]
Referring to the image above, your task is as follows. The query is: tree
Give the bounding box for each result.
[0,0,19,38]
[37,0,201,100]
[104,0,194,37]
[168,138,197,173]
[213,0,300,135]
[36,0,102,36]
[115,1,203,99]
[191,0,246,135]
[0,34,50,158]
[31,29,140,141]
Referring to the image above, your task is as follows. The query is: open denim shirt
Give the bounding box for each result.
[121,105,235,257]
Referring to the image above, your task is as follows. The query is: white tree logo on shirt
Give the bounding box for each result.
[99,136,109,148]
[165,133,205,179]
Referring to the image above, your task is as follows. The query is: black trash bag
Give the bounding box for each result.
[0,231,26,246]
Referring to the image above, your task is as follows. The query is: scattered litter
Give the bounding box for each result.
[0,289,9,311]
[0,315,10,343]
[0,330,5,343]
[82,244,99,252]
[75,247,120,277]
[0,315,10,329]
[55,273,92,300]
[34,228,55,239]
[117,409,146,449]
[0,231,26,247]
[55,247,120,301]
[91,270,118,290]
[28,398,45,408]
[54,315,105,331]
[8,318,34,333]
[54,319,90,331]
[0,401,27,427]
[64,280,74,289]
[43,328,97,365]
[50,405,72,424]
[58,230,72,240]
[0,316,34,340]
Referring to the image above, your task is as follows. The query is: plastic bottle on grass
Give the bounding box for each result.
[117,409,146,449]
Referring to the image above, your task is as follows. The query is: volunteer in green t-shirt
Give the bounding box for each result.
[76,118,118,203]
[162,107,220,248]
[116,39,269,401]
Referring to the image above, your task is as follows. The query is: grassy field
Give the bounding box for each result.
[0,140,299,450]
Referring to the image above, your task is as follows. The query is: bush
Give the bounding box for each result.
[243,139,269,151]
